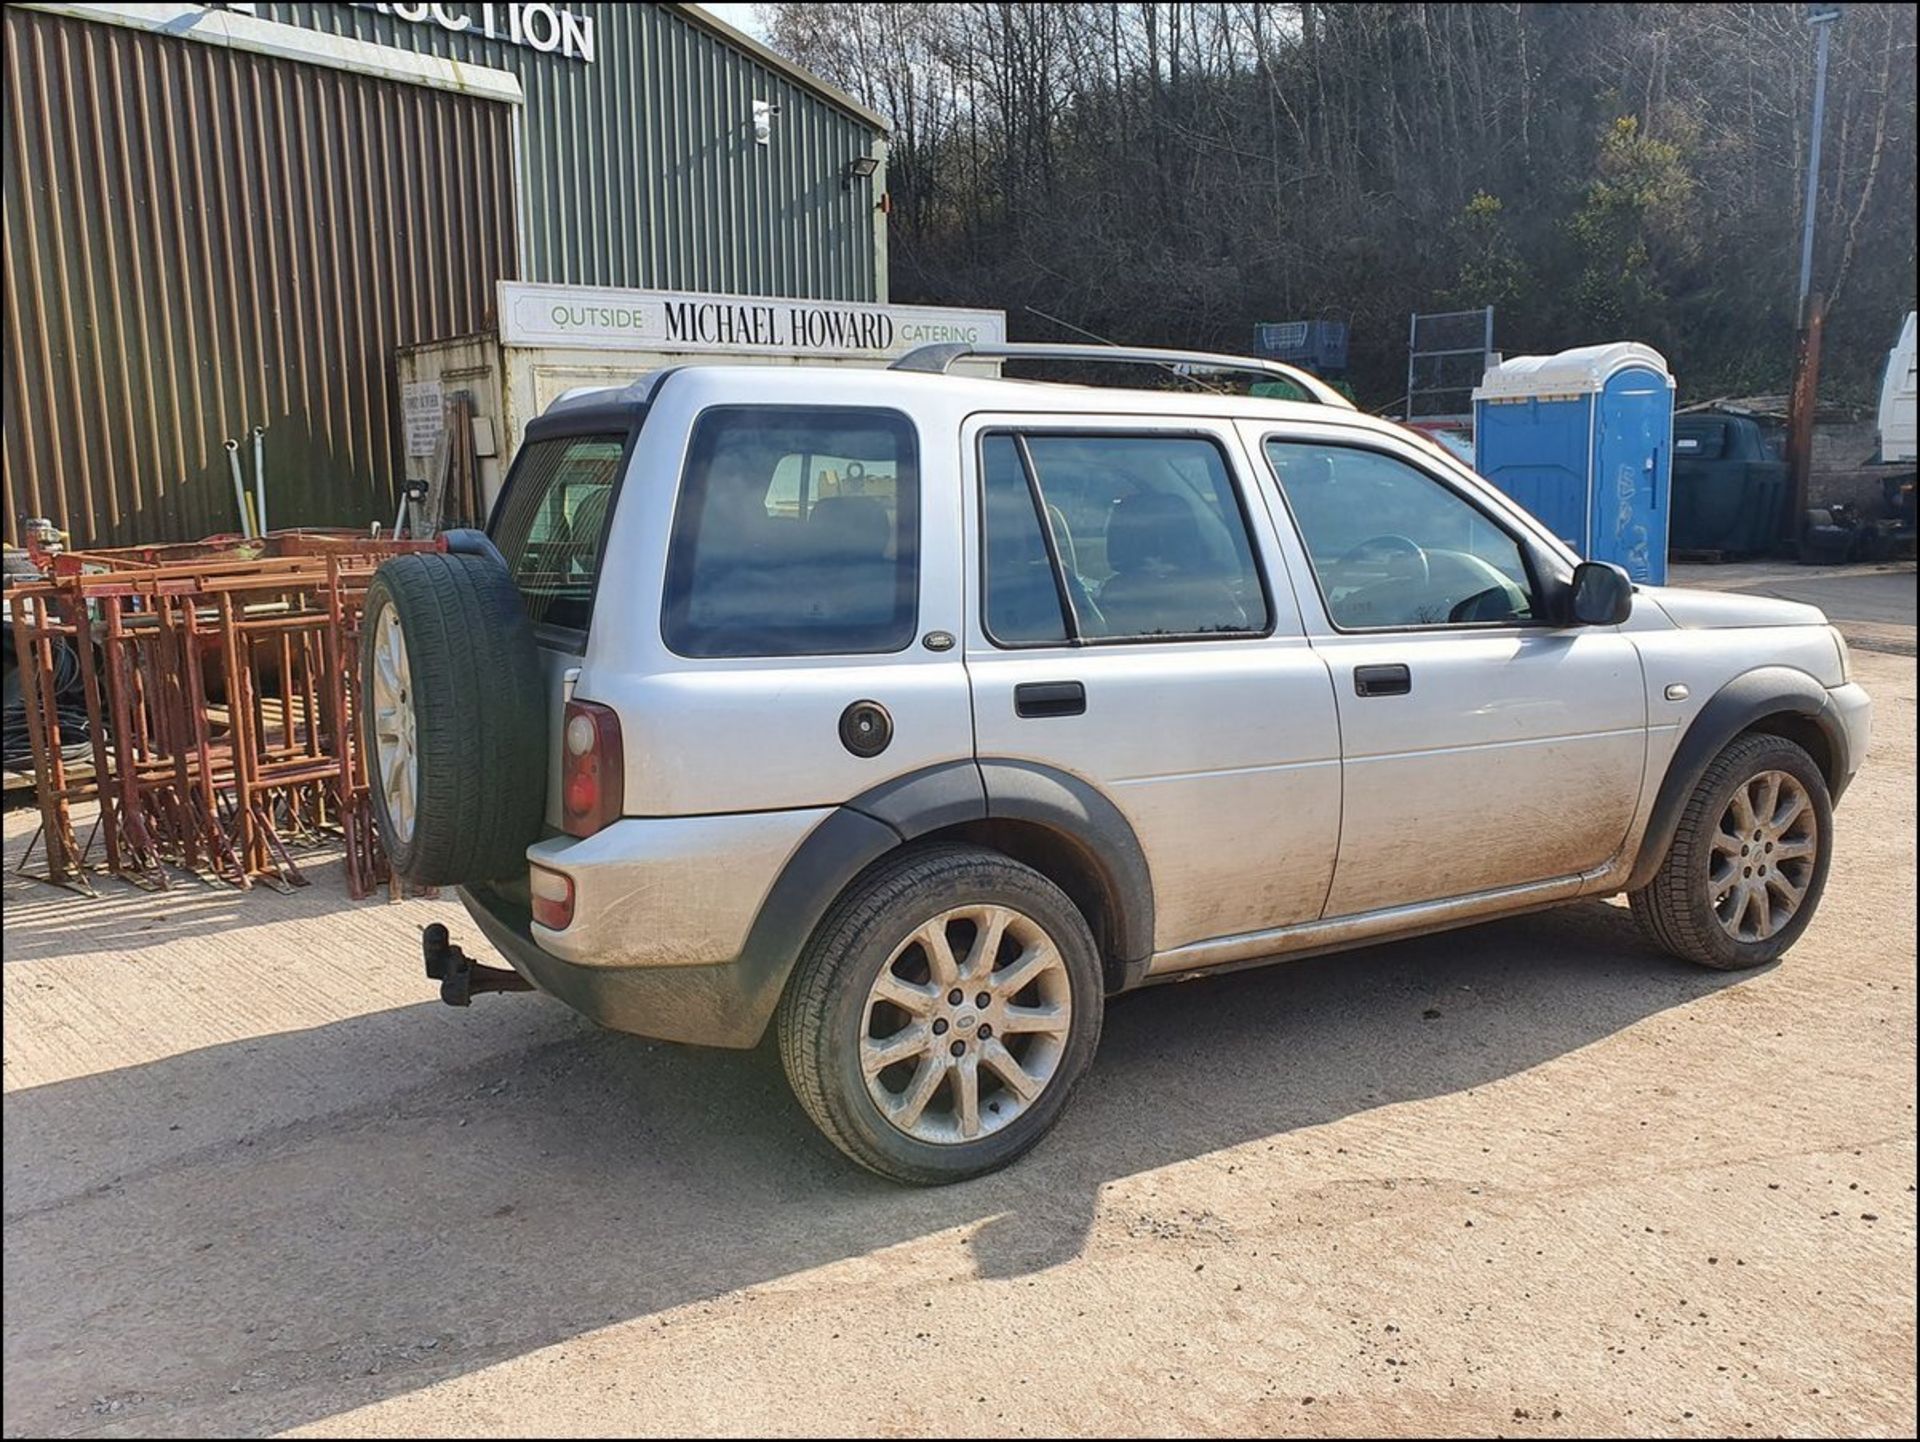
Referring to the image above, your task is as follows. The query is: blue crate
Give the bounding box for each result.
[1253,320,1348,374]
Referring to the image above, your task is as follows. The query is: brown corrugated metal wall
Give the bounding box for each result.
[2,9,517,547]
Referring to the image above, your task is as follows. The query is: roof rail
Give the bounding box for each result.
[889,341,1355,410]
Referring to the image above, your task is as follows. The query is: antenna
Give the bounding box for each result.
[1022,305,1226,393]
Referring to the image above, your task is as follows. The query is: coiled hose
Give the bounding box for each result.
[3,635,93,772]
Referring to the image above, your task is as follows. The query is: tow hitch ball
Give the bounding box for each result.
[423,923,534,1007]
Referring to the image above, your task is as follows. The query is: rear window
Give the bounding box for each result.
[663,407,919,658]
[490,432,628,630]
[1674,419,1728,460]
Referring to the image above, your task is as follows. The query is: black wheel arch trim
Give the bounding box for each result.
[1628,667,1852,892]
[725,759,1155,1043]
[845,758,987,836]
[724,763,993,1048]
[974,758,1155,968]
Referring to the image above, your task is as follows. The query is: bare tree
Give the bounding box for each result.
[767,2,1918,404]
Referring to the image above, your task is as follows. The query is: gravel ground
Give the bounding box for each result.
[3,647,1913,1439]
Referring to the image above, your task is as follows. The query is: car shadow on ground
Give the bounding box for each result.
[3,897,1749,1437]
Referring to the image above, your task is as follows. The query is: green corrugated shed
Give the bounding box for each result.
[253,2,889,300]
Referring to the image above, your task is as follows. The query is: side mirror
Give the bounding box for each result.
[1569,560,1634,626]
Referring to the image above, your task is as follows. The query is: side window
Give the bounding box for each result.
[981,435,1070,644]
[1267,441,1539,629]
[663,407,919,658]
[979,432,1270,643]
[490,432,628,631]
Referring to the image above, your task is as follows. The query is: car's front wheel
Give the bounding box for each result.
[777,845,1104,1184]
[1631,731,1834,970]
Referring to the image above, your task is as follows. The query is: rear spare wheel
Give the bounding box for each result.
[361,550,547,886]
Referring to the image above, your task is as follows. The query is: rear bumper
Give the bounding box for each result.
[458,883,777,1049]
[523,811,825,968]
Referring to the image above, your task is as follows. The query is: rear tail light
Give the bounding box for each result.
[560,699,624,838]
[529,863,575,931]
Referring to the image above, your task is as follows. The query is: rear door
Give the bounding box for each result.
[962,414,1343,958]
[488,417,637,829]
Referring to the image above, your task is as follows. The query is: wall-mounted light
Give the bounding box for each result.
[752,99,779,146]
[843,154,880,189]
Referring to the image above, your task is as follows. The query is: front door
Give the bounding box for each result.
[962,417,1343,955]
[1251,426,1647,917]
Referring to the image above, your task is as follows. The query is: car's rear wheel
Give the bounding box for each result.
[777,845,1104,1184]
[1631,732,1833,970]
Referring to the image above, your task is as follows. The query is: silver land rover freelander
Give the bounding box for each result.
[362,343,1872,1185]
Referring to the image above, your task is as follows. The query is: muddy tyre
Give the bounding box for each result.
[1630,732,1833,970]
[778,844,1105,1185]
[360,551,546,886]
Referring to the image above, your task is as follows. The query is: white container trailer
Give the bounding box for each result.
[398,282,1007,515]
[1878,310,1917,466]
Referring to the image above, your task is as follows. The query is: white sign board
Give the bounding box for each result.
[497,282,1007,358]
[402,379,444,457]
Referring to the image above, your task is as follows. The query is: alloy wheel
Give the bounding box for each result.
[1710,769,1819,943]
[860,904,1073,1145]
[369,605,419,844]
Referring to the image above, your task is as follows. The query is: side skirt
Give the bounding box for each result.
[1142,863,1625,984]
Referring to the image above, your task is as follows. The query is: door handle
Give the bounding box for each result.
[1015,681,1086,718]
[1353,664,1411,698]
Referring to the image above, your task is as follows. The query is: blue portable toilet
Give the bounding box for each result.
[1472,343,1674,584]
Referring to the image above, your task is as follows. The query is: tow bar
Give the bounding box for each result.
[423,923,535,1007]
